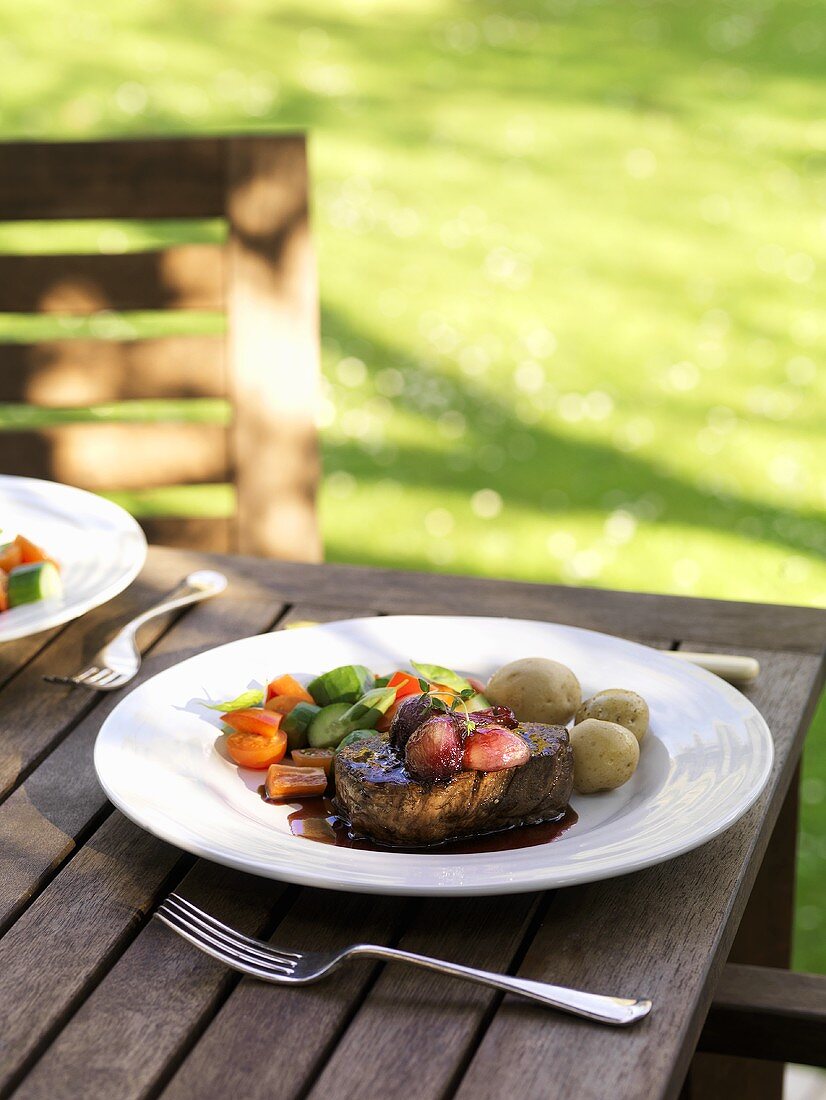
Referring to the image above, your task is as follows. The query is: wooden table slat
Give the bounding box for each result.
[306,893,541,1100]
[0,812,184,1095]
[0,563,289,935]
[450,646,824,1100]
[163,547,826,653]
[12,863,288,1100]
[0,549,204,803]
[0,546,822,1100]
[160,890,408,1100]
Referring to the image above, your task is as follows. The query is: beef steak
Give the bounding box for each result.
[334,723,573,846]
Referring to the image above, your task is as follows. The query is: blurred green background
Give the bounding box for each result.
[0,0,823,968]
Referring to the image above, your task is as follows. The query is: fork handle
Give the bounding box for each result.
[349,945,651,1026]
[112,570,227,641]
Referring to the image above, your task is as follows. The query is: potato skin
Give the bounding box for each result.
[575,688,649,743]
[486,657,581,725]
[569,718,640,793]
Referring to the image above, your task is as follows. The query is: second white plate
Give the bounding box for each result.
[0,476,147,643]
[94,615,773,895]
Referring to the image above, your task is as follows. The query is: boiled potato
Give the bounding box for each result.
[486,657,581,725]
[569,718,640,793]
[575,688,649,743]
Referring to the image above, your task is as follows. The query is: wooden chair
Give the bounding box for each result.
[0,135,322,561]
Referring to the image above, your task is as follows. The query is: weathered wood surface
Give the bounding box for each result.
[226,134,322,562]
[152,545,826,653]
[688,762,801,1098]
[0,246,223,313]
[699,964,826,1068]
[0,138,226,219]
[0,423,229,489]
[0,547,822,1100]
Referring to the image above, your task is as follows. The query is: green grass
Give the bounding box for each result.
[0,0,823,968]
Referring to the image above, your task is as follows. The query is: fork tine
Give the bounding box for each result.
[42,675,81,686]
[160,897,298,968]
[167,893,302,960]
[156,909,294,980]
[92,669,122,687]
[72,666,101,684]
[156,904,295,975]
[83,668,115,686]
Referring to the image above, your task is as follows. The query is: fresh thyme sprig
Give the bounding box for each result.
[419,680,477,731]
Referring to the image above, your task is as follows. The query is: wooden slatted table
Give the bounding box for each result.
[0,546,823,1100]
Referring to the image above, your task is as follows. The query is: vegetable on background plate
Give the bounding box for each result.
[0,542,23,573]
[7,561,62,607]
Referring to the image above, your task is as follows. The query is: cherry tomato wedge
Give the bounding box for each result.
[386,671,421,698]
[291,748,335,775]
[265,674,314,704]
[221,708,283,737]
[225,728,287,769]
[265,763,327,800]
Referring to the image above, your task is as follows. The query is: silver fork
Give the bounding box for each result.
[156,893,652,1026]
[43,570,227,690]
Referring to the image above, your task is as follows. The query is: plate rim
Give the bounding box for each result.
[0,475,147,642]
[94,614,775,896]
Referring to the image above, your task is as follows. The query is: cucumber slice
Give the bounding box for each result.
[281,701,321,751]
[307,702,353,748]
[307,665,375,706]
[7,562,62,607]
[339,686,397,730]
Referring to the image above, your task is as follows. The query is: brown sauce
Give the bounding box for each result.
[275,795,578,854]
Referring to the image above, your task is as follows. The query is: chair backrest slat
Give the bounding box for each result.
[0,423,230,490]
[0,134,321,562]
[0,138,226,220]
[0,246,225,313]
[0,338,225,404]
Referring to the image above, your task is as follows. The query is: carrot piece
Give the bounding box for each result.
[265,764,327,800]
[387,671,421,698]
[264,695,303,716]
[14,535,58,569]
[0,542,23,573]
[265,674,314,704]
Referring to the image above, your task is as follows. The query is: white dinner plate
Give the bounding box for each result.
[94,615,773,896]
[0,476,147,642]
